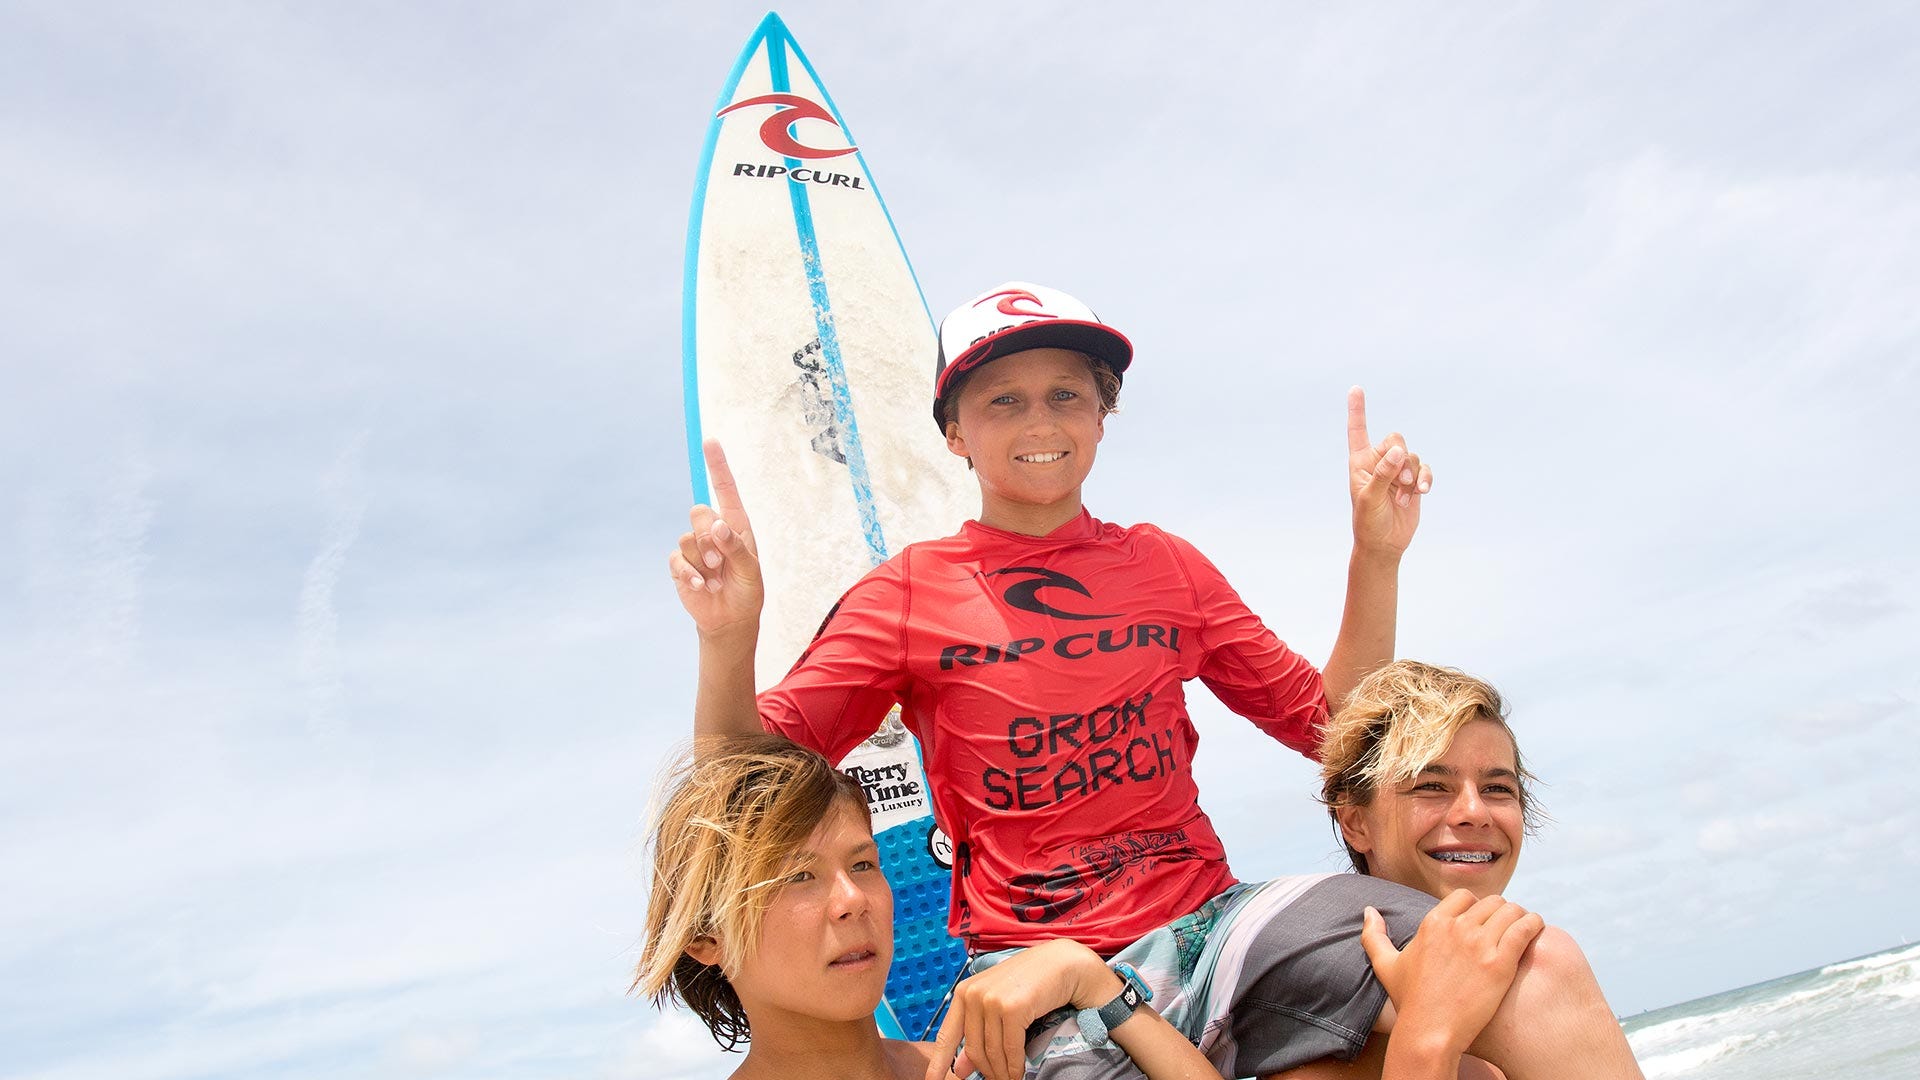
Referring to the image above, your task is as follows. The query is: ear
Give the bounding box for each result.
[944,419,969,460]
[684,934,723,968]
[1334,804,1374,855]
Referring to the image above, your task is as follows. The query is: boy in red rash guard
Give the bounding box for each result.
[755,503,1328,956]
[671,283,1643,1080]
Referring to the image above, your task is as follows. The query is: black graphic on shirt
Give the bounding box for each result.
[1008,828,1197,924]
[982,692,1179,811]
[985,567,1118,621]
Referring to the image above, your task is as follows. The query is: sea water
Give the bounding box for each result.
[1622,941,1920,1079]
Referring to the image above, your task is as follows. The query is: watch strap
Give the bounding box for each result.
[1078,963,1152,1046]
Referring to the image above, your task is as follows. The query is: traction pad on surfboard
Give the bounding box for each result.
[878,815,967,1035]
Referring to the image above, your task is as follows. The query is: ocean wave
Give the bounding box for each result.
[1628,1010,1727,1047]
[1633,948,1920,1047]
[1821,941,1920,977]
[1781,951,1920,1012]
[1626,946,1920,1077]
[1639,1030,1784,1078]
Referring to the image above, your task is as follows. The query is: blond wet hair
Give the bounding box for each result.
[1319,660,1542,874]
[633,733,868,1048]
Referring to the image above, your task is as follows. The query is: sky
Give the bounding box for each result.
[3,2,1917,1078]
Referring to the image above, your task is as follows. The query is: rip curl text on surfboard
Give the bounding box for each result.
[731,162,869,188]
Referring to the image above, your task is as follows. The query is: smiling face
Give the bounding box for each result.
[943,347,1106,536]
[688,797,894,1025]
[1336,719,1525,899]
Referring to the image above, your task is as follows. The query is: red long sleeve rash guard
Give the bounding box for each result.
[760,510,1328,955]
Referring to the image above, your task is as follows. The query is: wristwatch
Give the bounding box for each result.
[1077,962,1153,1046]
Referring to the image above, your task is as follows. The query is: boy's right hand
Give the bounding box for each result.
[927,939,1114,1080]
[669,440,764,639]
[1361,889,1544,1059]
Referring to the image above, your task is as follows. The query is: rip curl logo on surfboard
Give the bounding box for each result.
[719,92,858,158]
[719,92,870,190]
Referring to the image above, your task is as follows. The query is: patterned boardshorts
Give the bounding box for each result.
[963,872,1437,1079]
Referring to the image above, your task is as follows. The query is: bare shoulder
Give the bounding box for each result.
[891,1039,943,1077]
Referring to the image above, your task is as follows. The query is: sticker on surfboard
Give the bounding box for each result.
[682,12,975,1040]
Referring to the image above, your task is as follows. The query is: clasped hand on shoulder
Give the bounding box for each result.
[1362,889,1545,1064]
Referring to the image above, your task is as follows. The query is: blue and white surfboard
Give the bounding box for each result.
[682,12,975,1040]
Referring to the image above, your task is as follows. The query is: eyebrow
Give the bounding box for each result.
[787,837,880,866]
[1417,764,1520,781]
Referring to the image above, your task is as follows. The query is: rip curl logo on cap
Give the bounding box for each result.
[976,288,1058,320]
[717,93,858,160]
[987,567,1117,621]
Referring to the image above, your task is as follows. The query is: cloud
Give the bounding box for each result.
[1573,146,1920,387]
[1786,576,1906,636]
[605,1010,734,1080]
[297,428,370,742]
[1694,811,1832,859]
[18,440,154,678]
[385,1026,479,1074]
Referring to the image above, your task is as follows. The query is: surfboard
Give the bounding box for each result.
[682,11,976,1040]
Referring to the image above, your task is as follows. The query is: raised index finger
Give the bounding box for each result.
[702,439,754,533]
[1347,386,1371,453]
[925,1001,966,1080]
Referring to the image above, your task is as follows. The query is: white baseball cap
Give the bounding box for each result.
[932,282,1133,432]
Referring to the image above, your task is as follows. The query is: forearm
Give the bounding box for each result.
[1381,1026,1466,1080]
[1322,547,1401,710]
[693,623,764,745]
[1107,1008,1219,1080]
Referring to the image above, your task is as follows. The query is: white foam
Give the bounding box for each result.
[1793,950,1920,1011]
[1627,946,1920,1076]
[1638,1030,1782,1078]
[1629,1010,1728,1047]
[1821,941,1920,977]
[1635,948,1919,1049]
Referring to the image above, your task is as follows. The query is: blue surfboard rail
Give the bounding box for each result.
[779,24,937,331]
[761,30,889,570]
[681,11,966,1042]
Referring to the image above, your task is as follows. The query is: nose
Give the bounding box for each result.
[1451,787,1492,828]
[1019,399,1059,434]
[827,870,869,921]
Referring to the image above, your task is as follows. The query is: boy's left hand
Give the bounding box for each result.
[1348,386,1432,557]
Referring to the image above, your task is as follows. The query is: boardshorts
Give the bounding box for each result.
[962,872,1437,1079]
